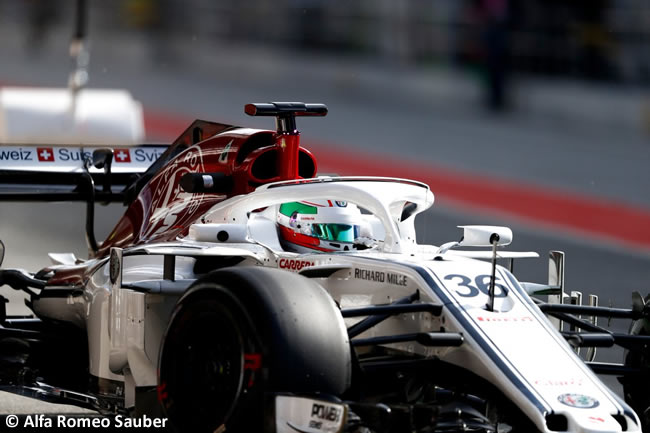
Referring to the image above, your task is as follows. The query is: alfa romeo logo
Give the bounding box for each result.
[557,393,599,409]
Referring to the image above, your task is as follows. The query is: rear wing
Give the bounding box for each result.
[0,144,167,203]
[0,143,167,255]
[0,119,235,255]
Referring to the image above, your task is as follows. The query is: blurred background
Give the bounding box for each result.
[0,0,650,411]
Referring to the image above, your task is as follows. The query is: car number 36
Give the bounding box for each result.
[444,274,509,298]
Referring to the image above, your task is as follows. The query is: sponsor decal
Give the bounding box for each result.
[0,146,165,172]
[37,147,55,162]
[476,316,533,322]
[534,378,584,387]
[0,148,34,161]
[279,258,315,271]
[133,147,164,163]
[114,148,131,163]
[311,403,342,423]
[558,393,599,409]
[354,268,408,286]
[57,148,91,161]
[588,416,606,423]
[276,396,345,433]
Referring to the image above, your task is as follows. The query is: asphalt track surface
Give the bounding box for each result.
[1,27,650,423]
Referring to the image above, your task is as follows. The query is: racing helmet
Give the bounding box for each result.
[277,200,371,252]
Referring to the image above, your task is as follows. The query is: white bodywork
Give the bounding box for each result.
[32,177,641,432]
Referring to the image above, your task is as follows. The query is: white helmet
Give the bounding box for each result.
[277,200,371,253]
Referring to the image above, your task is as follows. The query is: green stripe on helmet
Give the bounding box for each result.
[279,202,318,217]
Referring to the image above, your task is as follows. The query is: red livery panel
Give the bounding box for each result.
[96,114,318,257]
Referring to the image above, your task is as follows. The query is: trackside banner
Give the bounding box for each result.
[0,145,167,174]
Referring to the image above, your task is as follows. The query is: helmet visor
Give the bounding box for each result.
[311,223,360,243]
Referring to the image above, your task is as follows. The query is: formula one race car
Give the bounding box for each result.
[0,103,649,433]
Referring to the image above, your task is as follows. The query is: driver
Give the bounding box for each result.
[277,200,374,252]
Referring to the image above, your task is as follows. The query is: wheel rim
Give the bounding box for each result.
[161,302,246,431]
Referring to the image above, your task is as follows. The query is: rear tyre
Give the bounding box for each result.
[159,266,351,432]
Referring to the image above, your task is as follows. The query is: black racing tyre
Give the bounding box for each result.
[158,266,351,433]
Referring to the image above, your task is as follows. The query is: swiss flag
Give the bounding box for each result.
[37,147,55,162]
[114,149,131,163]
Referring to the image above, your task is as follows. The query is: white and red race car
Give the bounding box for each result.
[0,103,648,433]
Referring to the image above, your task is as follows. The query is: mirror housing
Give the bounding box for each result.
[458,225,513,247]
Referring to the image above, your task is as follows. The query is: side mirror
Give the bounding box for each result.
[458,225,513,247]
[0,240,5,267]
